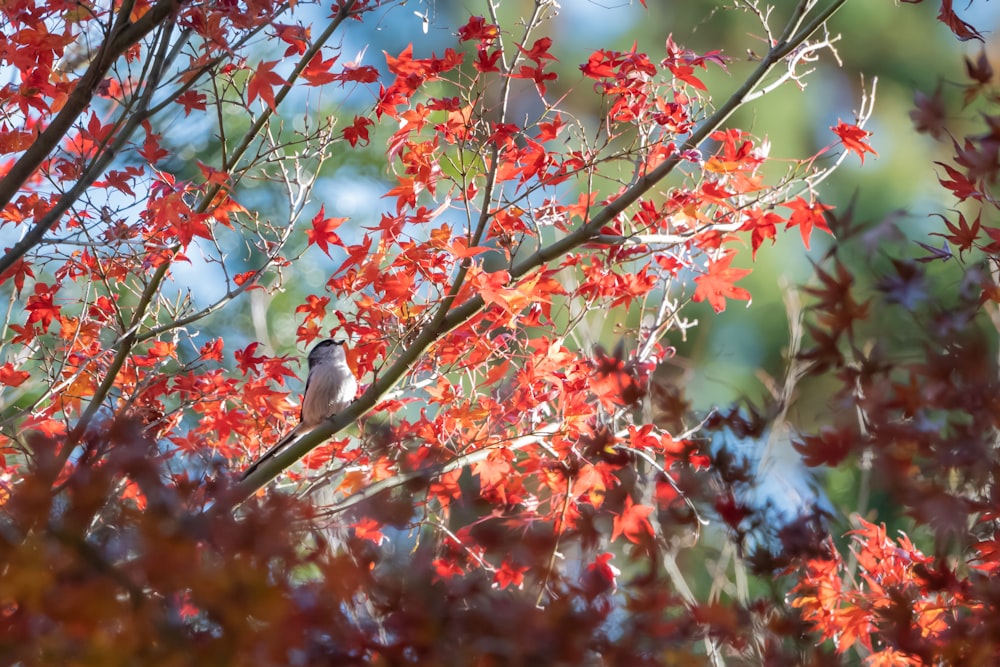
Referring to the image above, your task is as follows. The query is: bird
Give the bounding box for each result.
[241,338,358,480]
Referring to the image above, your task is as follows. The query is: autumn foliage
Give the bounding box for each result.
[1,0,998,664]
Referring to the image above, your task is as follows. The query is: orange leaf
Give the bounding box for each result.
[0,363,29,387]
[473,450,512,490]
[692,251,751,313]
[611,496,654,543]
[447,237,489,259]
[147,341,176,358]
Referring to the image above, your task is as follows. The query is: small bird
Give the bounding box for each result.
[241,338,358,479]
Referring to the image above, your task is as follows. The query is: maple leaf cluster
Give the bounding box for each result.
[2,0,994,663]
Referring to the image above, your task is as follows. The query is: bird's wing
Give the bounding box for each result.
[299,372,311,423]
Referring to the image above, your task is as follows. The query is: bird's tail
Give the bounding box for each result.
[240,423,305,480]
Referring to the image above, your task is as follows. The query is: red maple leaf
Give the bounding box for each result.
[583,552,620,596]
[971,539,1000,573]
[353,518,386,545]
[199,338,225,362]
[146,341,177,359]
[580,50,618,79]
[457,16,499,43]
[692,251,751,313]
[301,53,338,86]
[935,161,982,201]
[384,43,417,76]
[273,23,310,57]
[492,559,528,590]
[473,450,512,490]
[341,65,379,85]
[247,60,284,111]
[783,196,834,249]
[513,64,558,96]
[432,558,464,582]
[379,270,416,305]
[741,207,783,258]
[517,37,557,64]
[910,86,947,139]
[831,121,878,164]
[235,342,267,376]
[0,255,34,296]
[343,115,373,147]
[667,62,707,91]
[590,348,641,409]
[174,89,206,116]
[931,210,981,257]
[25,282,60,330]
[139,128,169,164]
[965,50,993,85]
[305,207,347,256]
[937,0,983,41]
[474,47,502,73]
[536,113,565,141]
[295,294,330,323]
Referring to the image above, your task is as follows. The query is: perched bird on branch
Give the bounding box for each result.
[241,338,357,480]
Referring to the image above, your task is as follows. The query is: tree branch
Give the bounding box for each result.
[0,0,181,215]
